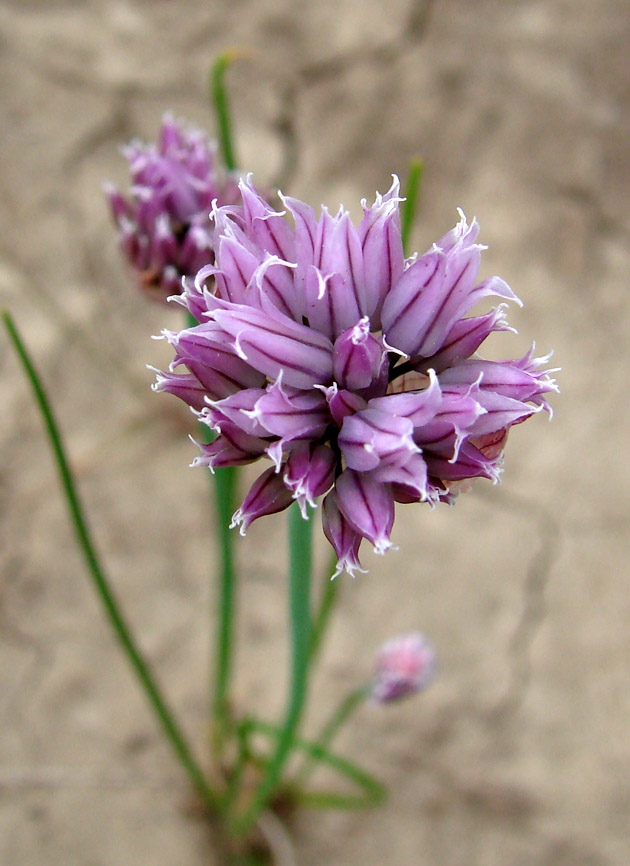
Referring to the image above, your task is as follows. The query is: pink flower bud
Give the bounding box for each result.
[372,632,436,703]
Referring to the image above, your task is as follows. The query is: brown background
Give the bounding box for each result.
[1,1,629,864]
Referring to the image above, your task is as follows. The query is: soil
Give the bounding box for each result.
[1,1,629,864]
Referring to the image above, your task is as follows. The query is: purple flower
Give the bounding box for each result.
[153,176,557,575]
[106,115,240,302]
[372,631,437,703]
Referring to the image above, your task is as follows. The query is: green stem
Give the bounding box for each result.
[233,504,312,835]
[211,51,239,172]
[2,311,219,812]
[401,156,424,256]
[294,685,369,787]
[318,685,369,750]
[185,310,238,752]
[212,463,237,744]
[308,550,340,662]
[222,718,253,814]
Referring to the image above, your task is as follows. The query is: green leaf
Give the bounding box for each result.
[2,311,219,812]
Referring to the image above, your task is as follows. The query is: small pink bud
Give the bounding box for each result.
[372,631,436,703]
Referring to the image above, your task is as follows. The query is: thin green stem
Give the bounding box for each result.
[211,51,240,172]
[401,156,424,256]
[185,310,239,752]
[308,550,340,662]
[212,463,237,745]
[294,684,369,787]
[232,504,312,836]
[2,311,219,811]
[317,685,369,751]
[222,718,254,814]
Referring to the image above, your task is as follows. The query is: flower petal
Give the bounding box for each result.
[210,302,334,389]
[332,317,389,392]
[322,489,367,578]
[191,423,268,470]
[248,378,330,440]
[358,176,405,324]
[151,368,208,410]
[415,304,515,373]
[230,466,294,535]
[201,388,269,437]
[338,408,419,473]
[240,176,295,260]
[335,469,395,555]
[380,248,446,355]
[164,322,266,396]
[284,443,336,517]
[370,452,429,502]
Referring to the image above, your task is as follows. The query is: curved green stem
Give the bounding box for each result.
[222,718,254,814]
[317,685,370,749]
[211,51,240,172]
[294,684,370,787]
[2,311,219,812]
[309,550,340,662]
[212,463,238,746]
[185,311,239,752]
[246,718,385,809]
[401,156,424,255]
[232,504,312,835]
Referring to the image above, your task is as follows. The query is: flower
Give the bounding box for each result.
[105,115,240,301]
[372,631,437,703]
[154,175,557,576]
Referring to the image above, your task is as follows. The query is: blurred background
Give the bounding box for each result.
[1,1,629,864]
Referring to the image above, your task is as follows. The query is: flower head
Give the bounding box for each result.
[154,176,557,575]
[106,115,240,301]
[372,631,437,703]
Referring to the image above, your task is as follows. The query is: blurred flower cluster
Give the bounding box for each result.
[106,115,240,301]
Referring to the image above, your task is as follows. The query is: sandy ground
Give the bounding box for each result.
[1,1,629,864]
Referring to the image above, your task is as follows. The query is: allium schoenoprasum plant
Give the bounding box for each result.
[2,53,557,865]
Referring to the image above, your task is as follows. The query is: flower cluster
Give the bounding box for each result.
[154,176,557,576]
[105,115,240,301]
